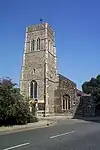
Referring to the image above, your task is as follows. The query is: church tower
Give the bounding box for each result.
[20,23,58,116]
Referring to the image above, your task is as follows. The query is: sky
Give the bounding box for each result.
[0,0,100,90]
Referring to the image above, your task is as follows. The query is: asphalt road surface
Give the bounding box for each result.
[0,119,100,150]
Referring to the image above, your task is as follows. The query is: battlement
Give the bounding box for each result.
[26,23,54,37]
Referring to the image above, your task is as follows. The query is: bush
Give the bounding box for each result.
[0,77,37,126]
[27,113,38,123]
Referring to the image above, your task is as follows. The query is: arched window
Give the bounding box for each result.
[30,80,37,99]
[37,38,40,50]
[31,40,35,51]
[63,94,70,110]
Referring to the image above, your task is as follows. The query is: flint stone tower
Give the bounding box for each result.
[20,23,58,116]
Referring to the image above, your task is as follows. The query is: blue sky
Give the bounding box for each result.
[0,0,100,90]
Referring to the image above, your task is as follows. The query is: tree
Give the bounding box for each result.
[0,77,37,126]
[82,75,100,103]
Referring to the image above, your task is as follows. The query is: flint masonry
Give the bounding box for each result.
[20,22,77,116]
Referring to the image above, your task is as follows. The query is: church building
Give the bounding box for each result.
[20,22,77,116]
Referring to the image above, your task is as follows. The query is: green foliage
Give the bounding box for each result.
[82,75,100,103]
[0,77,37,126]
[27,113,38,123]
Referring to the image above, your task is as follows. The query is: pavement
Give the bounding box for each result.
[1,116,100,150]
[0,119,56,135]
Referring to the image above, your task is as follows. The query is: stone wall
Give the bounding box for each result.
[46,51,58,115]
[54,74,76,114]
[73,91,95,117]
[20,50,45,100]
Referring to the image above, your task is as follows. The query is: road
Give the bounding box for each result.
[0,119,100,150]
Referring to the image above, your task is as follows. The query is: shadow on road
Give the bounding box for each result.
[73,116,100,123]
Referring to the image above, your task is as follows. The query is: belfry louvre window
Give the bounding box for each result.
[31,40,35,51]
[37,38,40,50]
[30,80,37,99]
